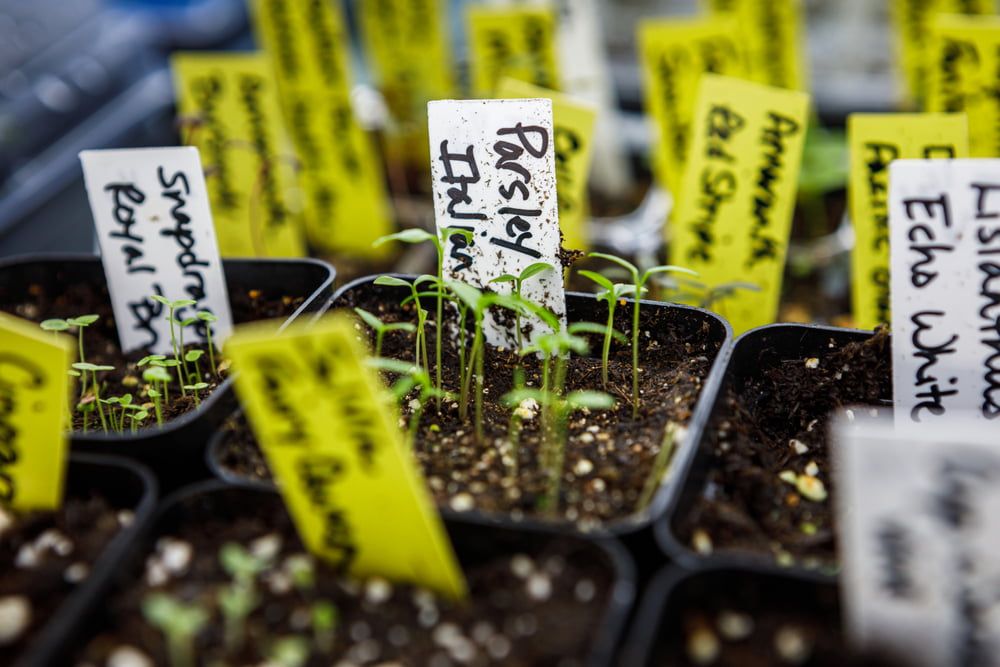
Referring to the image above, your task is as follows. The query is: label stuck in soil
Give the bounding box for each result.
[170,52,307,258]
[848,113,969,330]
[251,0,394,258]
[705,0,808,91]
[358,0,456,167]
[888,159,1000,431]
[893,0,992,106]
[79,147,235,355]
[670,74,810,334]
[0,312,73,510]
[497,78,596,251]
[225,314,467,599]
[428,98,566,347]
[467,5,560,97]
[638,17,746,196]
[927,15,1000,157]
[834,411,1000,667]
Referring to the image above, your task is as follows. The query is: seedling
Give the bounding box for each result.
[269,636,309,667]
[150,296,197,394]
[353,307,417,359]
[219,542,273,586]
[72,362,114,432]
[373,276,430,375]
[490,261,556,350]
[374,227,474,405]
[142,592,208,667]
[587,253,697,418]
[218,579,258,653]
[184,349,205,384]
[367,358,449,446]
[286,554,315,591]
[577,270,635,388]
[183,382,210,407]
[42,314,99,411]
[197,310,220,377]
[142,366,172,427]
[312,600,339,653]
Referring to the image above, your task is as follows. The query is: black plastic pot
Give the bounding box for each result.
[620,564,842,666]
[65,481,635,667]
[655,323,889,570]
[0,253,335,490]
[9,453,157,667]
[207,273,731,575]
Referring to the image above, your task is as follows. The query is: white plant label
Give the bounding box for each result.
[834,411,1000,667]
[80,147,234,355]
[428,98,566,347]
[889,159,1000,433]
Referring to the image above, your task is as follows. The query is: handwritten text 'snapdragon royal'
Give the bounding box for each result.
[428,98,566,347]
[80,147,234,355]
[888,159,1000,434]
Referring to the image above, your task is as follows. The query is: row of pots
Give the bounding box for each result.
[0,254,889,665]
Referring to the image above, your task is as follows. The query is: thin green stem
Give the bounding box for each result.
[153,391,164,427]
[206,328,218,377]
[602,299,615,389]
[474,321,485,442]
[435,252,444,409]
[631,288,641,419]
[375,329,386,360]
[92,372,108,433]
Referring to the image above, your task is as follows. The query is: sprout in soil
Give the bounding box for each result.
[353,307,417,359]
[42,315,99,420]
[577,270,636,388]
[150,296,198,394]
[286,554,315,591]
[367,357,449,446]
[141,592,208,667]
[269,636,310,667]
[72,362,115,433]
[197,310,220,377]
[586,253,697,418]
[100,394,146,433]
[374,227,474,406]
[183,382,210,407]
[373,275,431,376]
[218,542,273,653]
[490,261,556,351]
[142,365,172,427]
[311,600,339,653]
[185,349,205,383]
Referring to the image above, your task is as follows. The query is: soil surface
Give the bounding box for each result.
[0,494,131,662]
[214,282,722,527]
[77,491,615,667]
[675,328,891,569]
[0,281,306,434]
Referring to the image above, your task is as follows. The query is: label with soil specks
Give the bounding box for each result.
[848,113,969,330]
[888,159,1000,433]
[428,98,566,347]
[80,147,234,355]
[0,312,73,510]
[669,74,810,335]
[225,313,467,599]
[835,412,1000,667]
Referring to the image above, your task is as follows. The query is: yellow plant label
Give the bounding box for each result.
[639,17,746,195]
[252,0,393,258]
[225,314,467,599]
[467,5,560,97]
[670,74,810,335]
[496,78,596,251]
[892,0,992,106]
[927,14,1000,157]
[170,52,307,258]
[705,0,808,91]
[0,313,72,511]
[848,113,969,330]
[359,0,456,166]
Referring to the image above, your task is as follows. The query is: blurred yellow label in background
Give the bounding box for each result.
[467,5,560,97]
[171,52,307,258]
[848,113,969,330]
[359,0,456,168]
[497,78,596,251]
[927,14,1000,157]
[0,313,72,511]
[252,0,393,258]
[639,17,746,195]
[670,75,810,334]
[226,314,467,599]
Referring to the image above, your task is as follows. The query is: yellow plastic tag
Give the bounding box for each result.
[0,313,72,511]
[467,5,560,97]
[639,17,746,195]
[496,78,596,251]
[170,52,307,258]
[359,0,456,167]
[892,0,992,106]
[705,0,808,91]
[670,74,810,335]
[251,0,394,258]
[927,14,1000,158]
[847,113,969,330]
[225,313,467,599]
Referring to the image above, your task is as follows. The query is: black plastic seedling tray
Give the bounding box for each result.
[0,253,335,490]
[655,323,889,571]
[11,453,157,667]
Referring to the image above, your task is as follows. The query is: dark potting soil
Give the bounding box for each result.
[0,280,306,434]
[76,496,614,666]
[675,328,891,569]
[0,494,131,662]
[215,287,718,527]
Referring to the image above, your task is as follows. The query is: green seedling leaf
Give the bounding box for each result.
[172,299,197,308]
[143,367,172,384]
[588,252,638,279]
[133,409,150,421]
[101,397,120,405]
[447,281,484,311]
[72,362,101,372]
[67,369,81,377]
[67,315,99,327]
[373,228,436,247]
[490,274,517,284]
[519,261,555,281]
[501,387,548,408]
[285,554,315,590]
[184,382,210,391]
[181,317,198,327]
[568,321,627,344]
[353,307,384,331]
[269,636,309,667]
[138,355,166,367]
[367,357,422,376]
[566,391,617,410]
[197,311,218,323]
[577,270,614,292]
[150,295,171,306]
[40,319,70,332]
[147,388,161,399]
[373,275,412,288]
[185,350,205,363]
[220,542,270,582]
